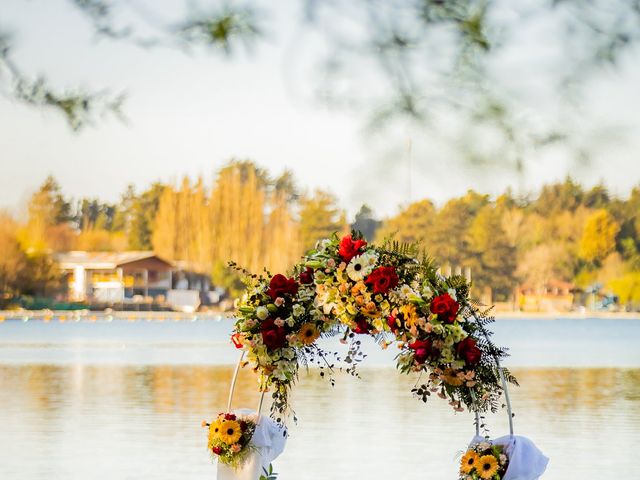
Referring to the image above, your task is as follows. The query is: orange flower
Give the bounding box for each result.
[298,323,320,345]
[442,368,464,386]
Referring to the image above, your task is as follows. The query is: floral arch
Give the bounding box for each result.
[229,232,516,422]
[203,233,552,480]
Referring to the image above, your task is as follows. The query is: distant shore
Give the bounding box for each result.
[494,310,640,320]
[0,309,638,321]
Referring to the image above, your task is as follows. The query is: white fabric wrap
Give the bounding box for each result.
[217,409,287,480]
[469,435,549,480]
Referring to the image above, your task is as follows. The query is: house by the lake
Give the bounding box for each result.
[55,251,175,303]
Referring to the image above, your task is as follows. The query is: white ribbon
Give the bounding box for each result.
[216,409,287,480]
[468,435,549,480]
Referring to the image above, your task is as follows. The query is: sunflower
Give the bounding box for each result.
[219,419,242,445]
[478,454,499,479]
[298,323,320,345]
[460,450,480,474]
[207,420,223,448]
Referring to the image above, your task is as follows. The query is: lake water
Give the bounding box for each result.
[0,317,639,479]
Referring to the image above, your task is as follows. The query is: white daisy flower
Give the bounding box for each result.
[346,256,367,281]
[398,284,416,299]
[346,251,377,281]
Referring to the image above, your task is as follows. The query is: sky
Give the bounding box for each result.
[1,0,639,219]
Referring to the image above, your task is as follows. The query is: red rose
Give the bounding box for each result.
[456,337,482,365]
[429,293,459,323]
[299,267,314,285]
[338,234,367,262]
[224,413,237,421]
[231,332,243,349]
[212,446,223,455]
[266,274,298,300]
[260,318,288,350]
[387,314,399,333]
[365,266,399,294]
[408,339,436,364]
[353,316,371,334]
[239,420,248,431]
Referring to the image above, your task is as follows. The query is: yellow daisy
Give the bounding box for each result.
[399,304,419,328]
[298,323,320,345]
[460,450,480,474]
[219,419,242,445]
[478,455,499,479]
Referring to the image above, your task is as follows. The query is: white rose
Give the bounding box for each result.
[256,306,269,320]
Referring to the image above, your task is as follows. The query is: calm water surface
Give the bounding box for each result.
[0,318,639,479]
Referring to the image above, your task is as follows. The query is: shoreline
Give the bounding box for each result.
[0,309,638,321]
[494,310,640,320]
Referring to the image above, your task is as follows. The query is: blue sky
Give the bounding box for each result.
[1,0,639,218]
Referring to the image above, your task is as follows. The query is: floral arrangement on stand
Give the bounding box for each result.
[459,440,509,480]
[228,231,517,423]
[202,412,257,468]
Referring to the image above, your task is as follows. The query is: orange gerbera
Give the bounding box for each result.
[298,323,320,345]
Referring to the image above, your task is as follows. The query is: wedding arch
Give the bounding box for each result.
[228,232,516,420]
[202,233,549,480]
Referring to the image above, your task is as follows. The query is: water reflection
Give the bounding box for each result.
[0,365,637,479]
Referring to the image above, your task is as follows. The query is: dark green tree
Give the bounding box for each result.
[127,183,165,250]
[351,205,380,241]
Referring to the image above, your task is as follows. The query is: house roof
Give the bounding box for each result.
[54,251,174,270]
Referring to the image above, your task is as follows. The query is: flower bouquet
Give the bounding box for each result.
[460,435,549,480]
[203,412,257,468]
[459,440,508,480]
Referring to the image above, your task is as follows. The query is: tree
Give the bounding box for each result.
[0,211,27,295]
[128,183,165,250]
[351,205,380,242]
[534,178,584,215]
[20,176,71,252]
[608,273,640,308]
[264,191,301,273]
[429,191,489,267]
[152,186,177,261]
[579,209,620,265]
[516,243,578,289]
[466,205,516,300]
[375,200,435,245]
[298,190,345,252]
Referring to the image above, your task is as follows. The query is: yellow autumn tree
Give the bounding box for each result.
[152,186,178,261]
[298,189,346,252]
[579,209,620,264]
[374,199,436,245]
